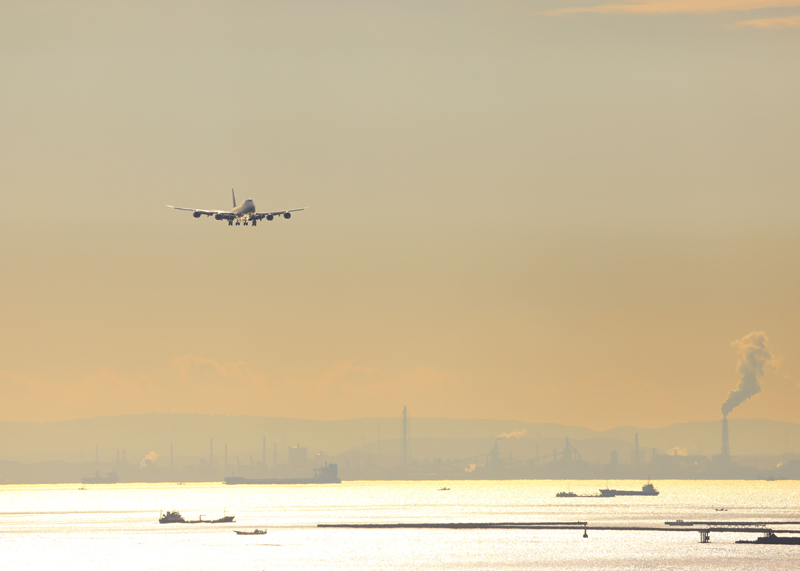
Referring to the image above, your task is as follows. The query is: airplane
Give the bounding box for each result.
[167,189,307,227]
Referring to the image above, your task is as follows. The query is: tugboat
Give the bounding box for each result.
[599,483,659,497]
[159,511,235,524]
[159,511,186,523]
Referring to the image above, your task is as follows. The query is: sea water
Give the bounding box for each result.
[1,480,799,570]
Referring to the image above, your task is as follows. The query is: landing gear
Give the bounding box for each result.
[228,220,233,226]
[252,220,257,227]
[235,221,240,226]
[243,221,248,226]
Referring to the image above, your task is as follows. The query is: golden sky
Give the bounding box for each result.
[1,1,799,429]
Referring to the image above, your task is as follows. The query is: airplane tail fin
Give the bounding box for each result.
[232,188,236,208]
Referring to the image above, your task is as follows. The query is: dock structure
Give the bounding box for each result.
[319,521,800,543]
[319,521,588,530]
[665,520,800,527]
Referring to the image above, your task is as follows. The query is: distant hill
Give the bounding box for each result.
[1,414,799,466]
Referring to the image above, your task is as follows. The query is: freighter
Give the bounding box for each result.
[159,511,235,524]
[81,471,119,484]
[225,463,341,485]
[599,483,659,497]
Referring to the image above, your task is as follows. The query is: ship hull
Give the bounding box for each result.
[225,477,340,485]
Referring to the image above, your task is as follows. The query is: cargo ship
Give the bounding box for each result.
[225,463,340,485]
[159,511,235,524]
[599,483,659,497]
[81,471,119,484]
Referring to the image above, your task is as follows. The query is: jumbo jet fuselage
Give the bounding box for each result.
[231,198,256,217]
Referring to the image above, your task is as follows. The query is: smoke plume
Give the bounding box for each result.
[721,331,775,417]
[140,451,159,468]
[497,429,526,439]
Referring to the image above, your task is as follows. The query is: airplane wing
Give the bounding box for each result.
[166,205,234,219]
[253,207,308,221]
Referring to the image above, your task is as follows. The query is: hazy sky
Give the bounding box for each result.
[1,0,798,428]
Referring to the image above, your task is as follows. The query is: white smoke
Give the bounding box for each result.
[667,447,687,456]
[497,429,527,439]
[140,451,159,468]
[721,332,775,417]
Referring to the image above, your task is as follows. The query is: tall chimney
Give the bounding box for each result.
[210,438,214,467]
[263,437,266,464]
[721,416,730,458]
[634,433,639,466]
[170,444,174,471]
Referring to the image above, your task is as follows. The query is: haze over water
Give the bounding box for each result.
[3,480,800,570]
[2,1,800,568]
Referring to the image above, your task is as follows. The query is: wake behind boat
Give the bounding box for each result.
[159,510,235,524]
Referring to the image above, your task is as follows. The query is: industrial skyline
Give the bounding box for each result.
[2,410,799,484]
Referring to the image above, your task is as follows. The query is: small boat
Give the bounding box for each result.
[439,487,450,491]
[556,491,578,497]
[234,529,267,535]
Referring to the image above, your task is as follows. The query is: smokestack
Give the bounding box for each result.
[721,416,730,458]
[170,444,174,471]
[210,438,213,467]
[263,437,266,464]
[274,442,277,467]
[402,406,408,468]
[225,443,228,470]
[634,433,639,466]
[95,445,98,466]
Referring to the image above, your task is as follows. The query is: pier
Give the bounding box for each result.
[319,521,800,543]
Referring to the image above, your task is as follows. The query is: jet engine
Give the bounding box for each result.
[193,212,202,218]
[266,215,274,221]
[283,212,291,219]
[215,214,224,220]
